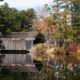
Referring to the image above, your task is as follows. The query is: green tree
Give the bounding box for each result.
[19,9,36,31]
[0,3,20,32]
[71,0,80,42]
[0,3,36,32]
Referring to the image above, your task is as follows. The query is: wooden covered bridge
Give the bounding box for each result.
[0,32,38,72]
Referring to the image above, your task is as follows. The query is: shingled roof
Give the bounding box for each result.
[0,31,38,38]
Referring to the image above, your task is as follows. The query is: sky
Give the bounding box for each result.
[0,0,53,10]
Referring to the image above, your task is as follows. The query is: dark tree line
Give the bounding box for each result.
[0,3,36,33]
[71,1,80,42]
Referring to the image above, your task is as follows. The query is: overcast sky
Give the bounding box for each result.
[0,0,53,10]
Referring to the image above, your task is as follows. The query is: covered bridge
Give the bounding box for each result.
[0,32,38,72]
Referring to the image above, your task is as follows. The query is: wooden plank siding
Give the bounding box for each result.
[1,38,34,50]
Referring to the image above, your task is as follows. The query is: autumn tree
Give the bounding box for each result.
[49,0,80,79]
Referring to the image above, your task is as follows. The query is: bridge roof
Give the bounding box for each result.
[0,31,38,38]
